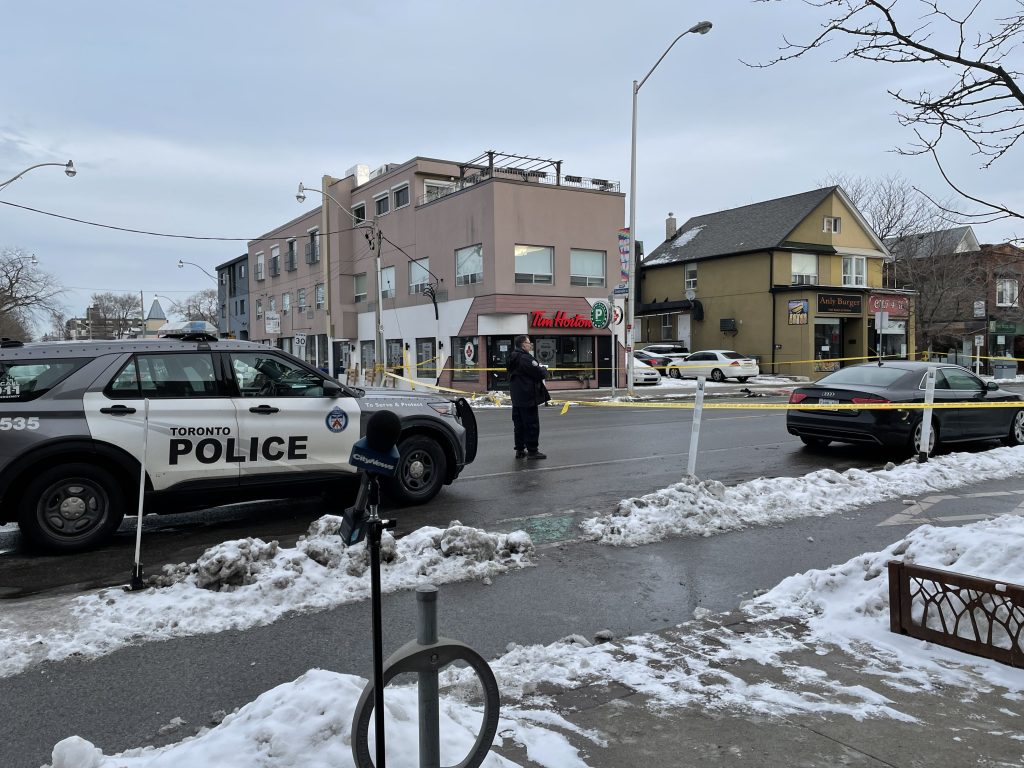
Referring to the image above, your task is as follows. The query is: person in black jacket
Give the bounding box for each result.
[506,335,548,459]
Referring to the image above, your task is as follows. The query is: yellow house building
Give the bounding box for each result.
[637,187,916,380]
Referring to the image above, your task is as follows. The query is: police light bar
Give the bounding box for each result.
[157,321,220,339]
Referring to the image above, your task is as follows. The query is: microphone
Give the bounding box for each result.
[341,411,403,546]
[350,410,402,476]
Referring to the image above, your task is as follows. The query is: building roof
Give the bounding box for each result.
[643,186,884,267]
[883,226,979,260]
[147,300,167,322]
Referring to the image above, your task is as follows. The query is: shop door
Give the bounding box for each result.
[597,335,612,387]
[487,336,514,391]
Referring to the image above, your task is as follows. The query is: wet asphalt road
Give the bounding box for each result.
[0,397,893,597]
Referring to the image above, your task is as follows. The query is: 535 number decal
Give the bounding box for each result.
[0,416,40,431]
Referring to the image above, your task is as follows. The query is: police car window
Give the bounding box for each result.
[105,353,219,399]
[0,359,87,402]
[230,352,325,398]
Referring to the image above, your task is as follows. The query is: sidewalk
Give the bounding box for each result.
[488,610,1024,767]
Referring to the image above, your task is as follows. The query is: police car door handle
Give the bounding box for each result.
[100,404,137,415]
[249,405,280,414]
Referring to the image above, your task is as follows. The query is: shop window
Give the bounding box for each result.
[361,340,375,372]
[531,335,595,382]
[386,339,404,377]
[416,337,436,377]
[515,245,553,284]
[452,336,478,382]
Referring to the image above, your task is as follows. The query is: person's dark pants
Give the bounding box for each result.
[512,404,540,452]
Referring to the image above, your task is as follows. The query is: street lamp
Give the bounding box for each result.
[625,20,712,396]
[297,179,374,379]
[0,160,76,192]
[176,259,228,338]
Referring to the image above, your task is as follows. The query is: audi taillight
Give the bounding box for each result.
[789,393,808,404]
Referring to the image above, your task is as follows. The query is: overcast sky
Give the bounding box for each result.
[2,0,1020,325]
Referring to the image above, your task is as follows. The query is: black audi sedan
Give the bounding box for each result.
[786,361,1024,455]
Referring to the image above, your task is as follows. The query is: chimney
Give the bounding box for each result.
[666,212,677,241]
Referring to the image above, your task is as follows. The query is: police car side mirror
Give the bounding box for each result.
[323,380,343,398]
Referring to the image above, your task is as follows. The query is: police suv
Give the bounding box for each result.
[0,326,477,552]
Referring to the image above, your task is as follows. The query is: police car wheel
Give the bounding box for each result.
[18,463,126,552]
[384,435,446,505]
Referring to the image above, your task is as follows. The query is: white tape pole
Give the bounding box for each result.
[918,368,936,463]
[133,398,149,581]
[686,376,706,477]
[610,327,616,400]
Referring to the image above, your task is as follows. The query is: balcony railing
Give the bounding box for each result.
[416,170,620,206]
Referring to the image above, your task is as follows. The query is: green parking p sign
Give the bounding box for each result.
[590,300,610,329]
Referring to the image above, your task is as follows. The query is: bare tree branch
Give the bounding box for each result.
[753,0,1024,223]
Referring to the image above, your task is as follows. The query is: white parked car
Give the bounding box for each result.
[667,350,760,382]
[633,357,662,385]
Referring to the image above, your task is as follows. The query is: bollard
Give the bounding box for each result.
[686,375,706,477]
[417,585,440,768]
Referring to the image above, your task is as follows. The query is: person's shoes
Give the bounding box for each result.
[515,450,527,459]
[526,451,547,460]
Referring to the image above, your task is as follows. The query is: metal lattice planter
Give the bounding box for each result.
[888,560,1024,668]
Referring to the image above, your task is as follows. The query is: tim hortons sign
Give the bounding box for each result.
[530,310,594,329]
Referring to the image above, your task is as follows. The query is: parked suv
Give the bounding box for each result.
[0,332,477,552]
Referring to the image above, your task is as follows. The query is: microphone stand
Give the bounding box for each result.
[366,473,395,767]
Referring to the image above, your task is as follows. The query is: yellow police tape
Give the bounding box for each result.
[379,371,1022,414]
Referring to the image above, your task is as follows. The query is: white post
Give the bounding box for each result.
[609,292,617,399]
[686,375,706,477]
[130,399,150,589]
[918,368,936,463]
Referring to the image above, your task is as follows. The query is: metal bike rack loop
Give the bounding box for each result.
[352,585,500,768]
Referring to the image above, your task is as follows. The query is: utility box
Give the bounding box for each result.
[993,361,1018,380]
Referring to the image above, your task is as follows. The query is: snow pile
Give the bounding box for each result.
[747,514,1024,689]
[46,669,596,768]
[0,518,533,678]
[581,446,1024,545]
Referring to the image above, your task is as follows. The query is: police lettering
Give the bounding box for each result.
[169,426,232,436]
[169,436,309,464]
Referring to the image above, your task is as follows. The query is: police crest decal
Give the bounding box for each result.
[325,406,349,433]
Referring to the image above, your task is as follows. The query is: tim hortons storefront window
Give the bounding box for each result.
[531,335,595,381]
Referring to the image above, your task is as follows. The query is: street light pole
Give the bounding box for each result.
[0,160,76,192]
[297,180,373,379]
[177,259,227,338]
[625,20,712,397]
